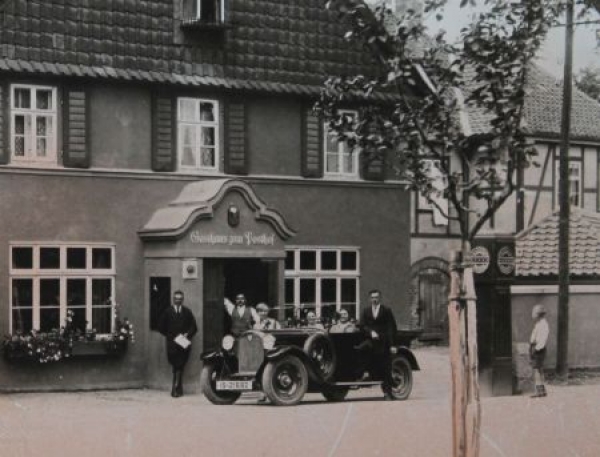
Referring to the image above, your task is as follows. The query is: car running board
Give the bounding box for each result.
[332,381,382,387]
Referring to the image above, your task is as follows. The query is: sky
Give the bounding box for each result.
[423,0,600,79]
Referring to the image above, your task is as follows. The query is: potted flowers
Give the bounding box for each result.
[2,305,135,364]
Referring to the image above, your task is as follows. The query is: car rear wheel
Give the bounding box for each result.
[200,364,242,405]
[384,355,413,400]
[303,333,336,381]
[321,386,349,402]
[262,355,308,406]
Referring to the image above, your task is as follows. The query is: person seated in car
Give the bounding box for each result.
[305,311,324,329]
[254,303,281,330]
[329,309,358,333]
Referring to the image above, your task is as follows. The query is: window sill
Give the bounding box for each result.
[323,174,363,182]
[180,18,232,31]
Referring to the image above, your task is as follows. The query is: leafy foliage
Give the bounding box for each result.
[575,66,600,101]
[317,0,564,241]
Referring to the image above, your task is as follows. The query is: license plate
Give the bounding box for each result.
[216,380,253,391]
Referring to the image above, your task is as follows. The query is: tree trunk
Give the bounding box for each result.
[449,247,481,457]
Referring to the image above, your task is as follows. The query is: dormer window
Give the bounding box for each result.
[181,0,229,29]
[195,0,224,22]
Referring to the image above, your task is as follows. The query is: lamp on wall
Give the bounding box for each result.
[228,205,240,227]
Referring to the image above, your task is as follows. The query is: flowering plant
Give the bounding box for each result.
[2,303,135,364]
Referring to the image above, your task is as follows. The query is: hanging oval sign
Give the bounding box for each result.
[469,246,491,274]
[497,246,515,275]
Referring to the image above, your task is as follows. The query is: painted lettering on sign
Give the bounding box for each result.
[189,231,275,246]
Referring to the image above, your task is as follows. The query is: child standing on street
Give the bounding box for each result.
[530,304,549,398]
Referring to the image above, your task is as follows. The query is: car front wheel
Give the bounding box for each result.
[262,355,308,406]
[200,364,242,405]
[384,355,413,400]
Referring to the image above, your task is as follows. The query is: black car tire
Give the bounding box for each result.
[200,364,242,405]
[321,386,349,402]
[384,355,413,400]
[303,333,336,381]
[262,355,308,406]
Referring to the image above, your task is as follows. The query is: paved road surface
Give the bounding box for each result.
[1,346,599,457]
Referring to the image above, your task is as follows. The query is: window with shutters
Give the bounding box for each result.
[177,98,220,172]
[9,243,116,335]
[10,84,58,165]
[323,110,360,179]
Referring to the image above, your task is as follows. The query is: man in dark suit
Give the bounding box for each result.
[158,290,198,398]
[360,289,398,399]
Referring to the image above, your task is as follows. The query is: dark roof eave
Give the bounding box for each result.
[0,58,400,102]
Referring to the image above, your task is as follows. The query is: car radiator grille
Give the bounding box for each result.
[236,335,264,374]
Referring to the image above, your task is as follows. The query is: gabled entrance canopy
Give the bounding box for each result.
[139,179,295,258]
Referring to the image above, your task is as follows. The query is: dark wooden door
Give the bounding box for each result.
[203,259,225,351]
[415,268,449,341]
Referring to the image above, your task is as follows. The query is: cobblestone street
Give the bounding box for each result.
[1,346,599,457]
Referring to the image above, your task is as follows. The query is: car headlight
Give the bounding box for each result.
[262,334,276,350]
[222,335,235,351]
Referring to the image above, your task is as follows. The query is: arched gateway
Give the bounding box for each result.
[139,179,295,391]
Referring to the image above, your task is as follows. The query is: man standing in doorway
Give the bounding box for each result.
[158,290,198,398]
[224,293,259,336]
[360,289,398,399]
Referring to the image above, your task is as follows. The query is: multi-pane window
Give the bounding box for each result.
[324,110,359,179]
[555,160,582,207]
[284,247,360,324]
[10,244,116,335]
[177,98,220,172]
[10,85,58,164]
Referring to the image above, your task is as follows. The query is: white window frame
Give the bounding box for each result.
[10,84,58,165]
[284,247,361,321]
[196,0,225,21]
[9,243,116,335]
[177,97,220,173]
[323,110,360,180]
[554,160,582,208]
[420,159,449,226]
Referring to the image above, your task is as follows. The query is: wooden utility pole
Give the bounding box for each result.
[449,249,481,457]
[556,0,574,379]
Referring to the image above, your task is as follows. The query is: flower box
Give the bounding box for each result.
[69,339,128,357]
[2,316,134,364]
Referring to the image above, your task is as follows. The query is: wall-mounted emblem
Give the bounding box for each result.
[228,205,240,227]
[182,259,198,279]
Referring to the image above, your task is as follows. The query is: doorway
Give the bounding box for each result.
[223,259,271,305]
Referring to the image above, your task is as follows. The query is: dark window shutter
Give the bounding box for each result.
[302,106,322,178]
[0,84,8,165]
[63,89,90,168]
[362,150,386,181]
[225,102,247,175]
[152,94,175,172]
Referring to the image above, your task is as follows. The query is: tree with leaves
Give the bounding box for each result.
[316,1,563,456]
[575,65,600,101]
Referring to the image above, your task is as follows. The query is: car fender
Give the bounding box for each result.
[200,350,226,364]
[392,346,420,371]
[265,346,324,382]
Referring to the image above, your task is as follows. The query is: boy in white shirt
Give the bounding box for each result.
[530,304,550,398]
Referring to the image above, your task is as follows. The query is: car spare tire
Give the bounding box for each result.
[303,333,336,381]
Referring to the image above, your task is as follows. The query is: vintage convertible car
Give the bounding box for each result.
[200,327,421,406]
